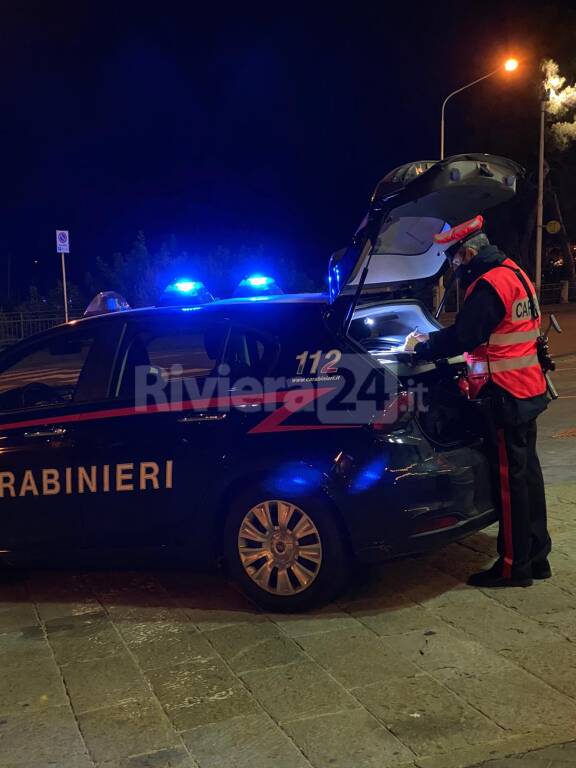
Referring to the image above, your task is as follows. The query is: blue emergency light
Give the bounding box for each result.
[84,292,131,317]
[159,279,214,307]
[233,274,282,298]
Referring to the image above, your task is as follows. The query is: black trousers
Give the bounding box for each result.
[489,418,551,579]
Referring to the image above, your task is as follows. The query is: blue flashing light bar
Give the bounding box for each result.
[243,275,274,288]
[159,278,214,307]
[234,274,282,298]
[174,280,201,293]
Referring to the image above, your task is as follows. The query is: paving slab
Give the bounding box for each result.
[500,640,576,699]
[116,620,217,671]
[61,653,151,714]
[354,672,503,756]
[415,728,576,768]
[205,620,306,674]
[437,666,576,732]
[183,713,311,768]
[103,603,189,625]
[423,588,562,650]
[45,610,127,665]
[77,697,180,763]
[422,543,495,582]
[95,746,195,768]
[472,758,552,767]
[158,573,266,632]
[353,601,452,638]
[382,624,516,676]
[268,605,361,637]
[0,705,91,766]
[34,596,104,623]
[482,580,576,615]
[0,602,39,633]
[295,626,420,689]
[535,607,576,641]
[0,624,52,666]
[240,661,359,723]
[146,657,259,731]
[87,571,168,599]
[474,741,576,767]
[522,742,576,760]
[282,709,415,768]
[0,657,67,712]
[378,560,462,604]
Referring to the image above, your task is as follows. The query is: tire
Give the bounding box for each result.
[224,489,350,611]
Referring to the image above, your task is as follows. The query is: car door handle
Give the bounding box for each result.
[178,413,228,424]
[23,427,68,439]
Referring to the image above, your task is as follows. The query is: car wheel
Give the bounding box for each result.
[224,492,350,611]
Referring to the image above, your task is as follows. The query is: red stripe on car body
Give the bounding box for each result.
[0,387,357,434]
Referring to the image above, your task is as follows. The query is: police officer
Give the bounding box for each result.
[405,215,551,588]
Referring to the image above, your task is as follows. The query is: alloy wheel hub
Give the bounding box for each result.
[238,500,323,596]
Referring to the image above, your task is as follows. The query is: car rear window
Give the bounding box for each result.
[373,216,445,256]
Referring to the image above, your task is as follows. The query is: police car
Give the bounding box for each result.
[0,154,521,610]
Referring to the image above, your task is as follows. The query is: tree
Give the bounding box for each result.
[95,231,158,307]
[92,232,317,307]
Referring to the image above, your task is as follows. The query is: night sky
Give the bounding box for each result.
[1,1,574,300]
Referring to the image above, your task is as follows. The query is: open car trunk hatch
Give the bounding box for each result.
[328,153,523,324]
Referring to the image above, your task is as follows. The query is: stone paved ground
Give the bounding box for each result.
[1,358,576,768]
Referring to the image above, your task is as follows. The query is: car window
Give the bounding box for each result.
[373,216,445,256]
[116,321,229,402]
[223,327,277,379]
[0,332,95,413]
[146,333,218,380]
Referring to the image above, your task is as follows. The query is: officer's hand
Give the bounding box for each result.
[402,330,429,352]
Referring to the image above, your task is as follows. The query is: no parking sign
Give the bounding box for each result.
[56,230,70,254]
[56,230,70,322]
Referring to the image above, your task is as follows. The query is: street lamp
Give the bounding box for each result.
[440,58,520,160]
[535,83,551,298]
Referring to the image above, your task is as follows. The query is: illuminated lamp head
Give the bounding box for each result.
[158,279,214,307]
[233,275,282,298]
[84,291,131,317]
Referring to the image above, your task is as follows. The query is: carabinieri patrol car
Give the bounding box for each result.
[0,154,522,609]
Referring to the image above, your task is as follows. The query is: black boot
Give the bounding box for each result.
[532,559,552,580]
[467,562,533,588]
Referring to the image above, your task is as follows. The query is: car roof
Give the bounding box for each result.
[66,292,330,329]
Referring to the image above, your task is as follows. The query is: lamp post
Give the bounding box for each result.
[435,58,519,312]
[535,98,547,298]
[440,58,519,160]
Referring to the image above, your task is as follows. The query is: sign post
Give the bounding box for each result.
[56,230,70,323]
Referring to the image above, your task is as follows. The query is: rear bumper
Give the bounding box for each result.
[355,507,498,563]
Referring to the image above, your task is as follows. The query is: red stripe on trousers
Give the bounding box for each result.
[497,429,514,579]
